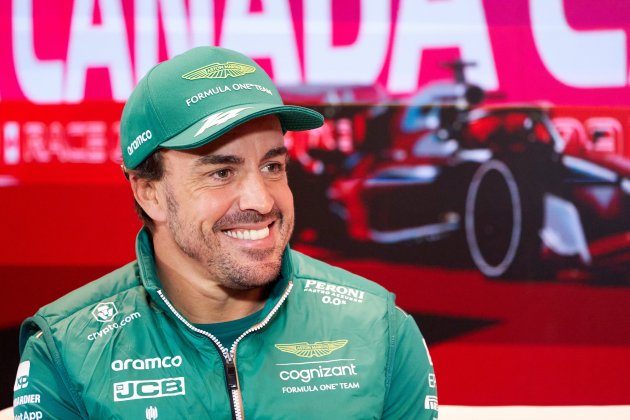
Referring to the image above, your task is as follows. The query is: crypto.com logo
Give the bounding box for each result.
[92,302,118,323]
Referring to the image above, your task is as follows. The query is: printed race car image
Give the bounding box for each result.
[324,67,630,279]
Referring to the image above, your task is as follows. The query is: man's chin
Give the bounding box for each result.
[217,247,284,289]
[238,246,279,261]
[223,261,282,290]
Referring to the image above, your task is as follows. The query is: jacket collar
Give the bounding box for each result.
[135,228,293,320]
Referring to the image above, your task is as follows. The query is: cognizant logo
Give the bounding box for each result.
[279,363,357,383]
[87,312,141,341]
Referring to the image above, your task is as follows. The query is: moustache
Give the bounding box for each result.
[213,207,283,232]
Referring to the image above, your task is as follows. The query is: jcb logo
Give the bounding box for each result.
[113,377,185,402]
[194,107,251,137]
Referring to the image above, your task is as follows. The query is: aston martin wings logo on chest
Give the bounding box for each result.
[275,340,348,358]
[181,62,256,80]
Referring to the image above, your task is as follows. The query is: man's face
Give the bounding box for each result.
[156,115,294,290]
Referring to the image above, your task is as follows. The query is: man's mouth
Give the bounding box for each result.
[222,226,270,241]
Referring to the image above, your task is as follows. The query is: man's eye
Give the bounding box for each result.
[262,162,285,173]
[212,168,233,179]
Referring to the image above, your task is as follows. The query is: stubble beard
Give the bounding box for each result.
[165,188,293,290]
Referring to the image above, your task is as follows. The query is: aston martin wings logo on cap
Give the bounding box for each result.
[275,340,348,358]
[182,62,256,80]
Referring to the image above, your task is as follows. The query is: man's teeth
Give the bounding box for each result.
[223,227,270,240]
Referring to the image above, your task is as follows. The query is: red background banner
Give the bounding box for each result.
[1,0,629,409]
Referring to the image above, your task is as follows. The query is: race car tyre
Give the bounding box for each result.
[465,159,542,278]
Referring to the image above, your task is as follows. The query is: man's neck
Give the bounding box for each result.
[152,236,269,324]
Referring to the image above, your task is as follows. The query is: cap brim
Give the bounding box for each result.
[160,103,324,151]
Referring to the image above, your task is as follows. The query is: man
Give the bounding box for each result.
[13,46,438,419]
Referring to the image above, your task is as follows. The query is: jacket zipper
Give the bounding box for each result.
[156,281,293,420]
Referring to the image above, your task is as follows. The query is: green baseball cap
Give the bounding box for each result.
[120,46,324,169]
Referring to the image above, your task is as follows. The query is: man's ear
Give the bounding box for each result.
[129,174,167,223]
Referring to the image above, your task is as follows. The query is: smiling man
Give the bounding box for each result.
[147,117,296,322]
[13,47,438,419]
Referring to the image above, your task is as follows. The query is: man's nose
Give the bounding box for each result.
[238,172,274,214]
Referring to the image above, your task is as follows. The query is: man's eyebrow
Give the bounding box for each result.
[194,154,244,167]
[192,146,288,167]
[262,146,288,161]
